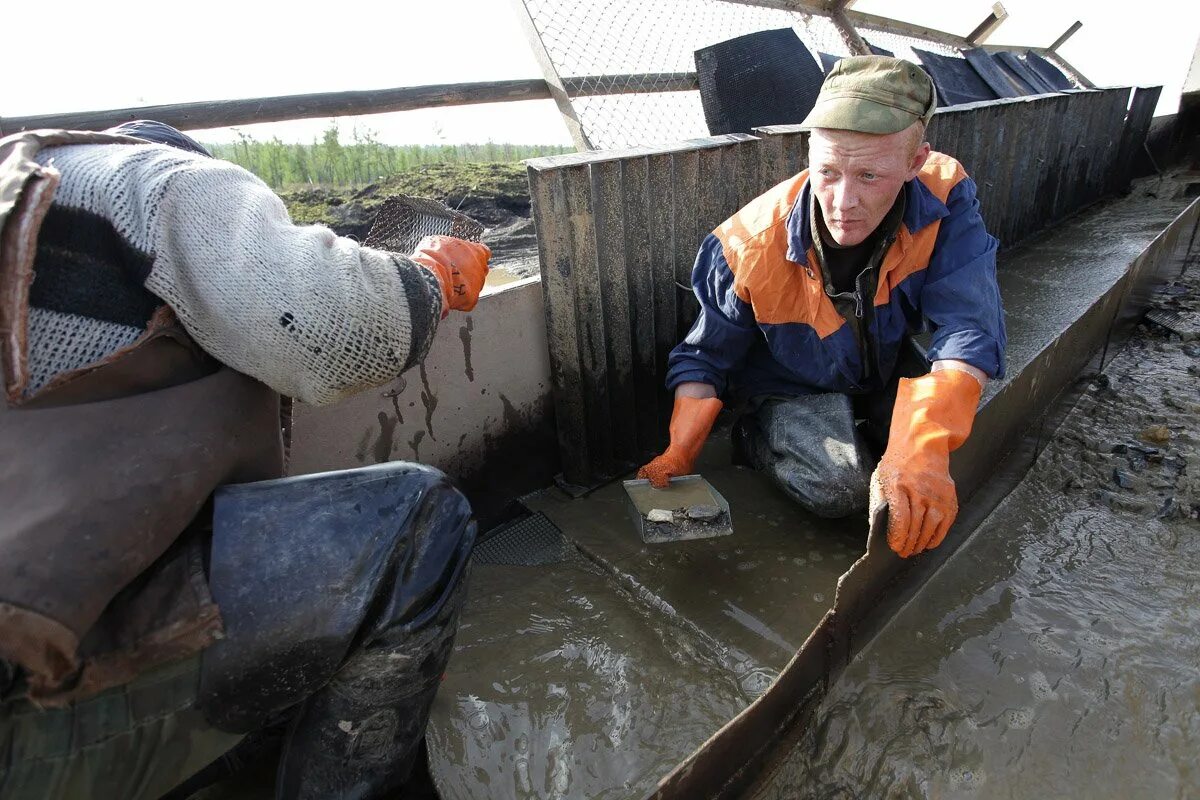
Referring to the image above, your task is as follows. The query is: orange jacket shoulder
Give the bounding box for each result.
[917,151,967,202]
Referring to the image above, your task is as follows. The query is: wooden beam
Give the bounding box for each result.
[843,8,970,49]
[1048,20,1083,52]
[831,9,871,55]
[509,0,593,151]
[966,2,1008,46]
[0,74,700,135]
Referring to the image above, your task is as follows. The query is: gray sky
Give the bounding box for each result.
[5,0,1197,145]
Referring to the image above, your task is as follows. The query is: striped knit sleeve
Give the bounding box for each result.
[111,147,444,406]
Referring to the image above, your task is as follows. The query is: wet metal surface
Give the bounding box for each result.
[750,273,1200,799]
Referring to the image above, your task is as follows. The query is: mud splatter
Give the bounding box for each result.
[420,364,439,441]
[373,411,397,463]
[409,429,426,460]
[460,318,475,382]
[498,392,523,430]
[354,427,373,464]
[382,376,408,425]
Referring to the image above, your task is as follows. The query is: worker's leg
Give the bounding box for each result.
[0,655,242,800]
[735,392,873,518]
[199,461,476,800]
[854,335,933,453]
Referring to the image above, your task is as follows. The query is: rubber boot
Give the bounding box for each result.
[274,579,465,800]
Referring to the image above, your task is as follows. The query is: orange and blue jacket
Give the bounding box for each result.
[666,152,1006,400]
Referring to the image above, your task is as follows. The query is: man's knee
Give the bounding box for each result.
[770,460,870,518]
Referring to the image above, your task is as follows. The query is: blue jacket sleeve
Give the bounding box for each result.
[921,176,1007,379]
[664,234,760,395]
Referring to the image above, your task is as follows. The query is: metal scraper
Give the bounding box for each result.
[622,474,733,544]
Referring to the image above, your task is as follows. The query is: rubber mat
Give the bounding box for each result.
[913,47,998,106]
[995,50,1058,94]
[963,47,1025,98]
[695,28,825,135]
[1023,50,1074,92]
[471,511,568,566]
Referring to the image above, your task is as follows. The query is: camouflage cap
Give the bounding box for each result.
[800,55,937,135]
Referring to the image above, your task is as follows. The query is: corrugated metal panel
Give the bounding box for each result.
[527,89,1142,487]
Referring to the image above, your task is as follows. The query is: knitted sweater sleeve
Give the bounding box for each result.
[139,152,445,406]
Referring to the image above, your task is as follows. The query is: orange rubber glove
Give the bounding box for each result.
[871,368,983,558]
[409,235,491,318]
[637,395,723,488]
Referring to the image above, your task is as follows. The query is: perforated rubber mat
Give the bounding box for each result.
[471,512,569,566]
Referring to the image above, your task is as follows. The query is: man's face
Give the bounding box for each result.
[808,125,930,246]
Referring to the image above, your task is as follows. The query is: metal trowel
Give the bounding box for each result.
[622,474,733,544]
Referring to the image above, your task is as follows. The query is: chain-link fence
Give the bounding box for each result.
[525,0,853,149]
[520,0,1083,151]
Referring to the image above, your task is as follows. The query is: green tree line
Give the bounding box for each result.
[205,124,571,190]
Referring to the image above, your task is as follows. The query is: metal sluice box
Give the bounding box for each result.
[622,474,733,544]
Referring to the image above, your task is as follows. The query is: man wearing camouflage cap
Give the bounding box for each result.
[640,56,1005,559]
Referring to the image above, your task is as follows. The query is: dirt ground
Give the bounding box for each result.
[281,163,540,281]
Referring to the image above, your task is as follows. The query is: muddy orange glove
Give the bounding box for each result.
[409,235,491,317]
[637,395,723,488]
[871,369,982,558]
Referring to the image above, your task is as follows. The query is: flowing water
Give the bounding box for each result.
[753,273,1200,800]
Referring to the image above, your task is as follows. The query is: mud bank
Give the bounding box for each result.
[282,163,540,280]
[751,261,1200,799]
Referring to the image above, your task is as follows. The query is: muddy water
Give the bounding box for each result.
[427,550,752,800]
[753,278,1200,799]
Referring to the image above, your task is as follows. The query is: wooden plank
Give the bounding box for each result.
[528,166,591,483]
[737,137,763,207]
[782,129,809,179]
[673,149,703,344]
[1018,95,1054,242]
[647,153,678,444]
[527,133,755,172]
[4,73,700,135]
[696,147,727,263]
[754,132,786,190]
[991,98,1021,247]
[508,0,592,150]
[1048,92,1081,221]
[966,2,1008,46]
[845,9,971,49]
[591,160,639,466]
[1113,86,1163,193]
[1033,95,1070,227]
[563,165,615,480]
[1048,20,1083,53]
[969,103,1000,236]
[621,156,660,459]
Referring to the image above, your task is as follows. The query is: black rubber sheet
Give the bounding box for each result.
[913,47,999,106]
[962,48,1025,99]
[695,28,825,135]
[994,50,1059,94]
[1023,50,1074,91]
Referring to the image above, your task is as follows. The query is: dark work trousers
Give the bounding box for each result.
[0,463,476,800]
[734,340,929,518]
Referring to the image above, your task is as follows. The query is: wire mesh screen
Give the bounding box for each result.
[524,0,851,149]
[363,195,484,254]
